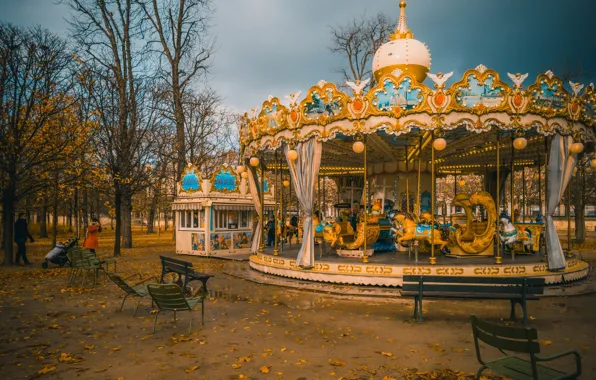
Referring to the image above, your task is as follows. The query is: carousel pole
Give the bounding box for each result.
[417,135,422,217]
[510,134,515,260]
[280,158,285,252]
[259,156,265,253]
[406,145,410,213]
[273,150,279,256]
[538,156,542,216]
[495,129,502,264]
[522,166,526,222]
[430,132,437,265]
[567,182,572,255]
[289,174,293,246]
[362,136,369,264]
[543,136,549,255]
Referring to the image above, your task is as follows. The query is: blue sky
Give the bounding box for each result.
[2,0,595,113]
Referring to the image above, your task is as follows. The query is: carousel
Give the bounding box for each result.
[173,163,275,257]
[237,1,594,286]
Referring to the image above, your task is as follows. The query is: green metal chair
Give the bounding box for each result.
[146,283,206,334]
[471,315,581,380]
[107,273,156,316]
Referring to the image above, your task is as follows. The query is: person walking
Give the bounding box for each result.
[14,212,34,266]
[83,218,102,253]
[266,215,275,247]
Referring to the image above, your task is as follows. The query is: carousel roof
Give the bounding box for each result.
[239,2,595,176]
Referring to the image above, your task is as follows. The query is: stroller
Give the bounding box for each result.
[42,238,78,269]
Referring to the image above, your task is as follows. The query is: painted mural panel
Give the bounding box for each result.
[531,81,566,111]
[181,167,201,192]
[213,167,238,192]
[304,88,343,119]
[455,74,504,108]
[373,77,422,111]
[234,231,252,249]
[210,232,232,251]
[191,233,205,251]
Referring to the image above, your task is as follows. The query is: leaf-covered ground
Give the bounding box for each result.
[1,229,594,379]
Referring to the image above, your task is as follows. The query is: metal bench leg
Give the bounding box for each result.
[417,296,424,322]
[120,294,130,312]
[475,365,488,380]
[189,312,193,335]
[201,298,205,325]
[153,311,160,334]
[509,299,518,321]
[133,296,144,317]
[521,300,529,326]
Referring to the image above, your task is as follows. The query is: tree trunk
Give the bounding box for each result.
[67,199,73,233]
[164,211,169,231]
[2,187,16,265]
[113,185,122,257]
[52,170,59,246]
[146,186,159,234]
[74,188,80,239]
[39,202,48,238]
[122,186,133,248]
[83,189,89,230]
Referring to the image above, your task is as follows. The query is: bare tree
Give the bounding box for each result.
[136,0,214,179]
[329,12,395,90]
[67,0,154,255]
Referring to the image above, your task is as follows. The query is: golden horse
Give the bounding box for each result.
[391,213,448,251]
[322,211,381,250]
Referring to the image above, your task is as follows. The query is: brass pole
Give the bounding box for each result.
[567,183,572,255]
[417,135,422,217]
[406,145,410,213]
[430,132,437,265]
[496,130,502,264]
[538,156,542,216]
[280,155,284,252]
[273,150,279,256]
[510,135,515,225]
[522,166,526,222]
[259,157,265,253]
[362,136,369,263]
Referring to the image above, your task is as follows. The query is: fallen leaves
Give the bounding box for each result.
[328,359,346,366]
[184,365,198,373]
[259,365,271,373]
[37,364,56,375]
[539,340,552,346]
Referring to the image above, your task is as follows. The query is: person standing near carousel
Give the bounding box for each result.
[14,212,34,266]
[83,218,102,253]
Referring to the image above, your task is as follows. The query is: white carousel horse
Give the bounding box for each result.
[499,214,534,252]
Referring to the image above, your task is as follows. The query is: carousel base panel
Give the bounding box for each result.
[249,246,589,287]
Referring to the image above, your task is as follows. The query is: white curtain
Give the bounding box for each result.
[285,138,322,268]
[545,134,577,271]
[247,165,262,253]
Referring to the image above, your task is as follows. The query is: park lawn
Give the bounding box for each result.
[0,229,594,379]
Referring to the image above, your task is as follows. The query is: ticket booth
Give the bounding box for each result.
[173,163,274,257]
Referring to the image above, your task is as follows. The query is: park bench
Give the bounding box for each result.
[471,314,581,380]
[159,255,213,296]
[401,275,545,325]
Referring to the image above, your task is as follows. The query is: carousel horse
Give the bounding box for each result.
[391,212,448,251]
[499,211,534,252]
[283,216,299,243]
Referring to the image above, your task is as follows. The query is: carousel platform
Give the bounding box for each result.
[249,245,589,287]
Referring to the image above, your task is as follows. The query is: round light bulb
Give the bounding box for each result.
[458,179,465,187]
[287,149,298,161]
[352,141,365,154]
[570,142,584,154]
[283,180,290,187]
[513,137,527,150]
[236,165,245,174]
[433,138,447,151]
[590,158,596,169]
[241,172,248,179]
[249,157,260,167]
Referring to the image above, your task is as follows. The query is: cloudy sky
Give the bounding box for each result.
[2,0,596,113]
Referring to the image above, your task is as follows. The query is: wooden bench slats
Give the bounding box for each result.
[401,276,544,325]
[402,284,544,295]
[159,255,213,294]
[475,326,540,353]
[400,291,540,300]
[403,275,546,286]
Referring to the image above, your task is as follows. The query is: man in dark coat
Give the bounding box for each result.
[266,216,275,247]
[14,212,34,266]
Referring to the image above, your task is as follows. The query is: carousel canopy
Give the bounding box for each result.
[239,2,595,175]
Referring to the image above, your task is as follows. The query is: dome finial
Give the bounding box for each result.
[392,1,413,40]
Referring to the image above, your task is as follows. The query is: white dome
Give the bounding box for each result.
[371,1,431,83]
